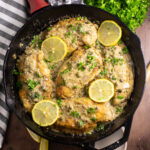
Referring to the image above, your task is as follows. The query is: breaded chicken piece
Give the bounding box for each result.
[46,18,98,53]
[18,48,53,112]
[56,48,103,98]
[54,97,118,134]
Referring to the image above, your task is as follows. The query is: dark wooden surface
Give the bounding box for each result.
[2,10,150,150]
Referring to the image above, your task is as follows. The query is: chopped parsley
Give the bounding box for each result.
[77,62,85,71]
[91,117,97,122]
[118,40,123,44]
[16,81,22,90]
[87,107,96,114]
[78,121,84,127]
[34,92,41,99]
[112,76,116,80]
[84,45,90,50]
[31,35,42,48]
[72,38,76,43]
[73,85,78,89]
[96,123,104,131]
[68,24,76,31]
[76,16,82,21]
[77,24,86,34]
[100,68,107,77]
[116,107,122,113]
[35,72,41,78]
[27,80,39,90]
[70,111,80,118]
[13,69,19,75]
[60,69,69,75]
[48,64,57,70]
[90,62,98,71]
[117,95,124,99]
[57,98,62,108]
[65,31,71,38]
[47,26,52,31]
[61,80,66,86]
[122,47,128,54]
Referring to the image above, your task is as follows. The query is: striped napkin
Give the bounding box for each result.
[0,0,83,148]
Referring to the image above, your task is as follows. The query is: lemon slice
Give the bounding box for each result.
[98,20,122,46]
[89,79,114,102]
[39,138,49,150]
[32,100,59,127]
[41,36,67,62]
[26,128,41,143]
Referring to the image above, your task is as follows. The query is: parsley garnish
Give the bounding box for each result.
[77,16,82,21]
[73,85,78,89]
[35,72,41,78]
[84,45,90,50]
[72,38,76,43]
[87,107,96,114]
[116,107,122,113]
[61,80,66,86]
[65,31,71,38]
[78,121,84,127]
[13,69,19,75]
[84,0,150,31]
[31,35,42,48]
[117,95,124,99]
[34,92,41,99]
[70,111,80,118]
[100,68,107,77]
[90,62,98,71]
[47,26,52,31]
[112,76,116,80]
[57,98,62,108]
[96,123,104,131]
[68,24,76,31]
[122,47,128,54]
[77,62,85,71]
[91,117,97,122]
[27,80,39,90]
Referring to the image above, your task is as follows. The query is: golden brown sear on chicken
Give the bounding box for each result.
[54,97,117,134]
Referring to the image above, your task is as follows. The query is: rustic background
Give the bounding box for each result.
[1,9,150,150]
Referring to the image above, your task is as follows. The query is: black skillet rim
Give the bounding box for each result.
[3,4,146,145]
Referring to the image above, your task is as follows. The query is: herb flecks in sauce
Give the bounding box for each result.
[87,107,96,114]
[70,111,81,118]
[27,80,39,90]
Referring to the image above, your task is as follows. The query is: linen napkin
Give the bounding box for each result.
[0,0,83,148]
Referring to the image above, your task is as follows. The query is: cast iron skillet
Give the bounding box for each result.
[3,0,146,149]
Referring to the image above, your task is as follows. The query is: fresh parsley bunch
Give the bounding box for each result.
[84,0,150,31]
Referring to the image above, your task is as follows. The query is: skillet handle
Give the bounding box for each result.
[82,117,133,150]
[27,0,50,14]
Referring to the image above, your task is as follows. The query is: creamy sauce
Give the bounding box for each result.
[17,17,134,134]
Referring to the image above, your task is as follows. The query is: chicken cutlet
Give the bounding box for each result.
[56,47,103,98]
[17,48,53,112]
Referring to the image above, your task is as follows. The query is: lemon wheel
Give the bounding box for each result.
[41,36,67,62]
[32,100,59,127]
[89,79,114,103]
[98,20,122,46]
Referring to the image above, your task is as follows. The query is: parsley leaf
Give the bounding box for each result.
[27,80,39,90]
[70,111,81,118]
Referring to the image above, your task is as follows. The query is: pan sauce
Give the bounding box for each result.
[17,17,134,134]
